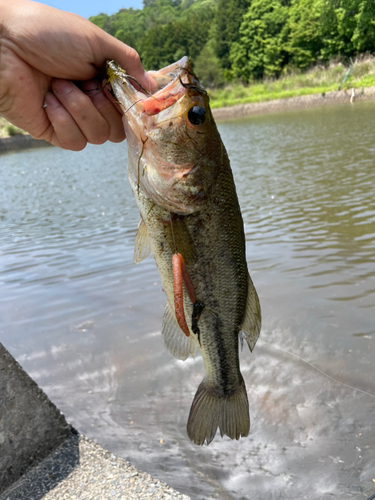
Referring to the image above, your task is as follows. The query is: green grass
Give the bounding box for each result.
[208,57,375,109]
[0,117,26,138]
[2,58,375,133]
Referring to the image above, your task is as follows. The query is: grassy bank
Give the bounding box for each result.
[0,117,26,138]
[208,57,375,109]
[2,58,375,135]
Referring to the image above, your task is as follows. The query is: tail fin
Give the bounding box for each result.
[187,377,250,446]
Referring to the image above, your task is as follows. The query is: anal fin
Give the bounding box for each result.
[240,273,261,352]
[162,302,196,361]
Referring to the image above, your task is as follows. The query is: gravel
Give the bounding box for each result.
[0,434,191,500]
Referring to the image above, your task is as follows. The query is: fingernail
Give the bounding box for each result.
[79,80,100,91]
[78,80,101,97]
[53,79,74,96]
[44,92,60,108]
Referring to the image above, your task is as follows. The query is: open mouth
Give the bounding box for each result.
[107,57,204,117]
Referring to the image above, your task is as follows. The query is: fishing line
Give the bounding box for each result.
[137,137,148,194]
[169,213,177,254]
[120,73,154,96]
[200,305,375,401]
[124,98,144,114]
[352,491,375,500]
[257,339,375,401]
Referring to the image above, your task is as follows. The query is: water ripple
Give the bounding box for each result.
[1,103,375,499]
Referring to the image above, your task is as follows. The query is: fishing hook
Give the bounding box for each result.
[178,76,207,96]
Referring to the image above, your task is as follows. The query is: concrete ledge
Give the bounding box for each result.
[212,86,375,120]
[0,343,190,499]
[1,433,191,500]
[0,343,73,493]
[0,134,52,154]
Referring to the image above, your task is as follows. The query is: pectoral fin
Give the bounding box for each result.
[162,302,196,360]
[164,215,196,265]
[240,273,261,352]
[133,219,152,263]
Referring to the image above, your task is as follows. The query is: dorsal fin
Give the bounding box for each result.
[133,219,152,263]
[240,273,261,352]
[162,302,196,360]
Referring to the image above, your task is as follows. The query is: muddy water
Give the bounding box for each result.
[1,102,375,500]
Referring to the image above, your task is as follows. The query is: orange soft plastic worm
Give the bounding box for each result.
[179,254,197,304]
[172,253,197,337]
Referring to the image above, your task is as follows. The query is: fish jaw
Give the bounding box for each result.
[107,58,220,215]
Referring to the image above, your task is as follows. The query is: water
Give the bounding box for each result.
[1,102,375,499]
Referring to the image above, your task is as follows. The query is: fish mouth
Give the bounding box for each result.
[106,57,206,117]
[107,57,210,215]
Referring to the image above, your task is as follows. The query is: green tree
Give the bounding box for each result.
[287,0,325,68]
[230,0,290,81]
[319,0,355,58]
[319,0,375,59]
[112,10,146,53]
[89,13,111,31]
[194,42,225,88]
[213,0,250,70]
[350,0,375,52]
[139,0,215,69]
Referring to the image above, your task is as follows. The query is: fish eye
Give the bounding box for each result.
[188,106,205,126]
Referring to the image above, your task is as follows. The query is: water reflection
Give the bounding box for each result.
[1,103,375,499]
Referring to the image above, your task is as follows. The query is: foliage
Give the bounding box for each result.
[194,42,225,88]
[208,56,375,108]
[89,0,375,86]
[319,0,375,59]
[213,0,250,70]
[229,0,290,80]
[0,116,27,137]
[139,2,215,69]
[287,0,325,68]
[6,124,24,136]
[352,0,375,52]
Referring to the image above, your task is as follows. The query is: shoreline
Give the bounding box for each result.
[212,86,375,120]
[0,134,52,154]
[1,86,375,154]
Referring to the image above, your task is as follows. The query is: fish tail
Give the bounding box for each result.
[186,376,250,446]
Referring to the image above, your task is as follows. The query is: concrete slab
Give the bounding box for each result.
[0,342,72,493]
[0,342,190,499]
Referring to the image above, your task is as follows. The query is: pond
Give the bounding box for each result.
[1,101,375,499]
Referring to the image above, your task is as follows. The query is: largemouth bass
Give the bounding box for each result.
[107,57,261,445]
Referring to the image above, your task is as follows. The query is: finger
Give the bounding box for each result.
[52,79,110,145]
[44,92,87,151]
[78,80,125,143]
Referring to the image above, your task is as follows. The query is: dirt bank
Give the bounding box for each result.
[0,134,52,154]
[212,86,375,121]
[2,86,375,153]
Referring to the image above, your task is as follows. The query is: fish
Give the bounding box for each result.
[107,57,261,445]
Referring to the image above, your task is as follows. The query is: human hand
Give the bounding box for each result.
[0,0,156,150]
